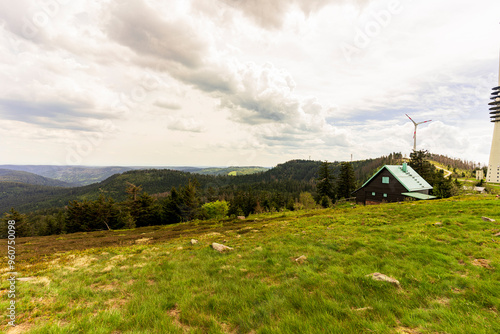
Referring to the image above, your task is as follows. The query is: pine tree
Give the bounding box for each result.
[316,161,335,206]
[162,187,182,224]
[180,180,200,221]
[336,162,356,199]
[125,182,143,201]
[129,192,161,227]
[409,150,435,182]
[1,208,30,237]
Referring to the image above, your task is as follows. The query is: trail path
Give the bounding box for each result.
[434,165,452,178]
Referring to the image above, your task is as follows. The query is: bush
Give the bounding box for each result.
[201,200,229,219]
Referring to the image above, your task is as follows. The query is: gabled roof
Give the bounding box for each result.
[359,164,433,192]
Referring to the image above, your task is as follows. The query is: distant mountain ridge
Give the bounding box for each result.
[0,157,393,214]
[0,165,133,186]
[0,165,270,186]
[0,153,472,214]
[0,169,72,187]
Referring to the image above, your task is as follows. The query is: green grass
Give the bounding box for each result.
[1,195,500,333]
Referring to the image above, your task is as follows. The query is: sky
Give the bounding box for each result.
[0,0,499,167]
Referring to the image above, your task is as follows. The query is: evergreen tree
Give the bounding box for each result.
[93,195,125,230]
[41,210,65,236]
[179,180,200,221]
[1,208,30,237]
[125,182,143,201]
[128,192,161,227]
[65,196,126,233]
[336,162,357,199]
[409,150,435,182]
[162,187,182,224]
[316,161,336,206]
[65,200,92,233]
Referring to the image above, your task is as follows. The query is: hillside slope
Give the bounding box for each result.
[0,156,403,214]
[2,196,499,333]
[0,169,72,187]
[0,165,132,186]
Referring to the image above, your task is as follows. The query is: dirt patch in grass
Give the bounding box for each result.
[28,276,51,286]
[63,255,98,272]
[105,297,129,310]
[90,283,119,291]
[472,258,492,269]
[7,322,34,334]
[167,305,192,333]
[135,237,152,244]
[433,297,450,306]
[395,326,422,334]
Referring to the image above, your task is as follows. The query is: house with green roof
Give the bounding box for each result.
[352,163,436,205]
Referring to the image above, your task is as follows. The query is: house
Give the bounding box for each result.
[352,163,436,205]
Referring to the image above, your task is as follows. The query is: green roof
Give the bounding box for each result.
[360,164,433,192]
[401,192,437,200]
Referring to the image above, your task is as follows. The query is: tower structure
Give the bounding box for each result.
[405,114,432,152]
[487,55,500,183]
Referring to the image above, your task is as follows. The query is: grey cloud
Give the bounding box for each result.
[166,118,205,133]
[175,67,237,94]
[106,0,208,69]
[0,99,115,132]
[101,0,336,147]
[154,99,181,110]
[219,0,371,29]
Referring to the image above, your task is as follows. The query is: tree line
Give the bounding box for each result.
[0,153,469,238]
[0,161,360,237]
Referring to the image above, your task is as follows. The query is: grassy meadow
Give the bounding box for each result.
[1,195,500,333]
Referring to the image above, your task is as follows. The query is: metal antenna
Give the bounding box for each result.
[406,114,432,152]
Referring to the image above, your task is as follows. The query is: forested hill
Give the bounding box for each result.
[0,169,72,187]
[0,165,133,186]
[0,155,403,214]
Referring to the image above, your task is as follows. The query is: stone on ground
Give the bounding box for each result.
[366,272,401,287]
[212,243,233,252]
[295,255,307,264]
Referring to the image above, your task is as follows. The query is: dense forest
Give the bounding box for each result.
[0,152,470,238]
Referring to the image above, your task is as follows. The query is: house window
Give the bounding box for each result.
[383,193,388,198]
[372,192,376,196]
[382,176,389,184]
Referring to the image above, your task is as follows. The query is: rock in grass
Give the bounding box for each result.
[366,272,401,288]
[494,232,500,237]
[482,216,496,222]
[190,239,198,245]
[434,222,443,226]
[237,216,246,220]
[295,255,307,264]
[212,243,233,252]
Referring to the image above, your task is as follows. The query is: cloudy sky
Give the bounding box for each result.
[0,0,499,167]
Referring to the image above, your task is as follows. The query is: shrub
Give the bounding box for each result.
[201,200,229,219]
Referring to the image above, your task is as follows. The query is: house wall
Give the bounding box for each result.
[355,169,410,204]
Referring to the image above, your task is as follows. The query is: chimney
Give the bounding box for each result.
[402,162,407,173]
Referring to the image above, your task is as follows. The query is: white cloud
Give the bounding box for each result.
[0,0,498,166]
